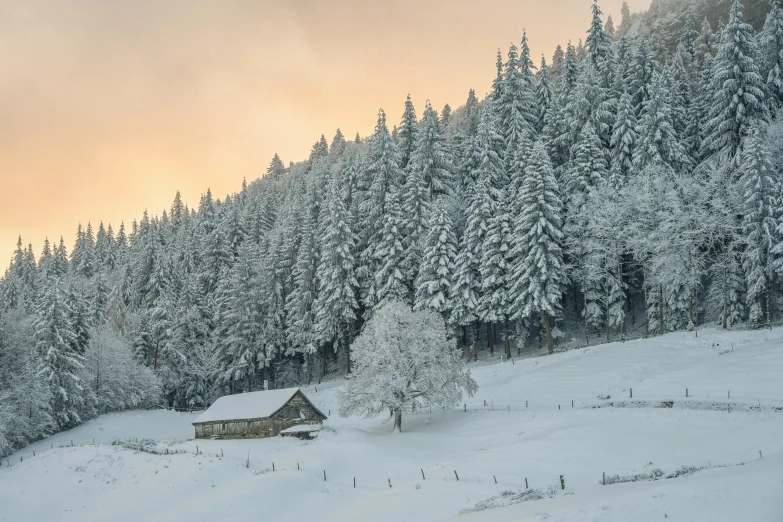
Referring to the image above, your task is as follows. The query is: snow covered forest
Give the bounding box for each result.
[3,0,783,456]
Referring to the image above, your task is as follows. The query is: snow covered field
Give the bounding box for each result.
[1,326,782,522]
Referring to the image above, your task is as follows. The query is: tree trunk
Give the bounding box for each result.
[345,338,351,375]
[463,326,468,347]
[393,407,402,433]
[544,314,554,355]
[504,316,511,360]
[471,321,479,362]
[487,322,493,355]
[584,307,590,346]
[658,285,664,335]
[689,292,694,328]
[643,284,649,338]
[153,340,159,371]
[766,275,772,331]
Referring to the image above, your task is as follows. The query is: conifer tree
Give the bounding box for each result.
[618,1,632,37]
[702,0,767,164]
[401,159,429,294]
[266,154,286,180]
[564,121,607,198]
[740,122,777,326]
[34,280,85,430]
[398,94,419,170]
[359,110,404,311]
[441,104,452,128]
[694,18,718,69]
[313,180,358,372]
[372,186,409,310]
[761,0,783,111]
[498,43,535,168]
[585,0,614,72]
[605,15,616,40]
[330,129,346,157]
[508,141,566,354]
[609,91,638,188]
[535,56,554,134]
[478,181,513,358]
[410,100,454,199]
[415,199,458,317]
[284,206,318,357]
[634,72,692,173]
[552,45,565,78]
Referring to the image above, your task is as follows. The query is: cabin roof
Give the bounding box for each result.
[192,388,326,424]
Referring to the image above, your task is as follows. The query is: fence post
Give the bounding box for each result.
[272,462,275,472]
[324,470,326,481]
[388,478,392,488]
[454,470,459,481]
[686,388,688,398]
[759,450,763,460]
[525,478,528,489]
[493,475,497,484]
[602,472,605,486]
[560,475,565,490]
[572,400,574,408]
[421,469,425,480]
[354,477,356,488]
[297,462,300,470]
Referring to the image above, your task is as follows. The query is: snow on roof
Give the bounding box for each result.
[193,388,301,424]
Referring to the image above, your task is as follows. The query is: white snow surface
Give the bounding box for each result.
[193,387,305,424]
[1,326,782,522]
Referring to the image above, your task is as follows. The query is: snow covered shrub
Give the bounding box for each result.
[338,301,478,432]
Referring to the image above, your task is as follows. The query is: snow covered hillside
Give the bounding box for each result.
[1,326,782,522]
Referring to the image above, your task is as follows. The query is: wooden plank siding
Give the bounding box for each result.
[193,390,325,440]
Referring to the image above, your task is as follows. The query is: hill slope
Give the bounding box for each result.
[1,326,782,522]
[627,0,771,54]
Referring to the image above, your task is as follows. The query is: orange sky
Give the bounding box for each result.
[0,0,649,271]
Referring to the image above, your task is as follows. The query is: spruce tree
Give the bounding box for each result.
[535,56,554,134]
[266,154,286,180]
[618,1,632,37]
[414,199,458,317]
[564,121,607,198]
[761,0,783,111]
[609,91,638,188]
[478,181,513,358]
[372,186,409,310]
[740,122,777,326]
[701,0,767,164]
[398,94,419,170]
[409,100,454,199]
[508,141,566,354]
[585,0,614,72]
[313,180,358,372]
[34,280,85,430]
[498,43,535,169]
[634,72,692,173]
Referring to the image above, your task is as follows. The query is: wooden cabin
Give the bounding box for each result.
[192,388,327,440]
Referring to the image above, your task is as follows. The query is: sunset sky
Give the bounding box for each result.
[0,0,649,270]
